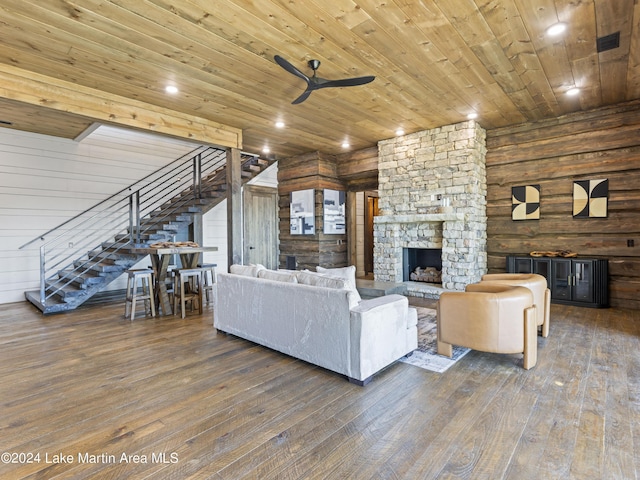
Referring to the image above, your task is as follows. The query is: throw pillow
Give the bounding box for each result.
[230,264,265,277]
[257,269,298,283]
[297,271,360,309]
[296,270,347,290]
[316,265,362,304]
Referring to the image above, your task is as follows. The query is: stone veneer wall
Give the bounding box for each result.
[374,121,487,291]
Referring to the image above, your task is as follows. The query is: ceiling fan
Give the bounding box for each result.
[274,55,375,104]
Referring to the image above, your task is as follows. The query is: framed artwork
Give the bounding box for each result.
[290,189,315,235]
[573,179,608,218]
[323,189,346,234]
[512,185,540,220]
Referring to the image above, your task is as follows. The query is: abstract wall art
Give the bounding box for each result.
[290,189,315,234]
[512,184,540,220]
[323,189,346,234]
[573,179,608,218]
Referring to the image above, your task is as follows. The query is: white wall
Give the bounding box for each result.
[0,125,281,305]
[0,125,199,304]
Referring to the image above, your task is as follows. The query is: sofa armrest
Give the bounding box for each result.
[349,294,417,381]
[351,293,408,314]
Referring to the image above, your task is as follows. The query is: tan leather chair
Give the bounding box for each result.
[437,283,538,369]
[480,273,550,337]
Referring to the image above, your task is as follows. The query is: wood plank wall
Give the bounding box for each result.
[277,151,348,270]
[486,100,640,309]
[336,146,379,192]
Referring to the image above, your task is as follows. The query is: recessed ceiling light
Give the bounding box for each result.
[395,128,405,136]
[467,112,478,120]
[546,22,567,36]
[566,87,580,96]
[275,121,285,128]
[341,141,350,149]
[165,85,179,94]
[262,146,270,153]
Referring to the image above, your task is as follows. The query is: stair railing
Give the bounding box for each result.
[20,146,259,306]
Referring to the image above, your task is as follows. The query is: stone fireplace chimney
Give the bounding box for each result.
[373,121,487,296]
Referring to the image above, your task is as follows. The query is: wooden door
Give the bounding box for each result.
[364,193,379,274]
[243,185,278,269]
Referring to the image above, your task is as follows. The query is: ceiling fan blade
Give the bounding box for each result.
[274,55,310,83]
[291,89,313,104]
[275,54,375,104]
[318,76,376,89]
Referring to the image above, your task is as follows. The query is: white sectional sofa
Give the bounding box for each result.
[215,265,418,385]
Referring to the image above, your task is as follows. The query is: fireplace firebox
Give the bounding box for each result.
[403,248,443,283]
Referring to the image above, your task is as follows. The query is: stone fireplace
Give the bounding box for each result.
[373,121,487,297]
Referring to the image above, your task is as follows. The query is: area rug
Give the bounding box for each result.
[399,307,470,373]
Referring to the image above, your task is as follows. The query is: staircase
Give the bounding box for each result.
[22,146,275,314]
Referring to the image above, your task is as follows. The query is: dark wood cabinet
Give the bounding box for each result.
[506,256,608,308]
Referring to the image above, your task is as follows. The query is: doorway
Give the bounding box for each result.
[243,185,278,269]
[364,192,379,275]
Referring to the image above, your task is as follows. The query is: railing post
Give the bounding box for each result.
[129,190,141,245]
[39,244,46,305]
[135,190,140,244]
[193,154,202,199]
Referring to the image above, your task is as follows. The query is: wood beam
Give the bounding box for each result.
[226,147,243,268]
[0,64,242,148]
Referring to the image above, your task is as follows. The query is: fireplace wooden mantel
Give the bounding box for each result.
[374,212,464,224]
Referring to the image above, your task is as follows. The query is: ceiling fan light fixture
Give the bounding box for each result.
[274,55,375,104]
[546,22,567,37]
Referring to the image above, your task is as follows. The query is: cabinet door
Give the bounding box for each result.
[551,259,572,300]
[572,260,594,303]
[513,257,533,273]
[533,259,551,288]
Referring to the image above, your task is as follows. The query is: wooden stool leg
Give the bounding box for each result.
[204,266,216,303]
[148,276,156,317]
[141,276,149,314]
[197,273,203,314]
[180,275,187,319]
[173,275,179,317]
[125,274,133,320]
[130,277,138,321]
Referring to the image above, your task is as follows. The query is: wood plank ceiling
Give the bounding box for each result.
[0,0,638,158]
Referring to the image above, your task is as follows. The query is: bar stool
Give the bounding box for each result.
[173,268,204,318]
[124,269,156,321]
[197,263,217,304]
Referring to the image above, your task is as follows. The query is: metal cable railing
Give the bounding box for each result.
[20,146,259,305]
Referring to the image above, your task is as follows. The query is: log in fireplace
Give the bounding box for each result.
[403,248,442,283]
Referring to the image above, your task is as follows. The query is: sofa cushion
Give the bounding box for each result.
[316,265,362,304]
[257,269,298,283]
[297,270,347,289]
[230,264,265,277]
[297,270,359,309]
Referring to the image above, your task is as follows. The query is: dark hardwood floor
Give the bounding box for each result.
[0,296,638,479]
